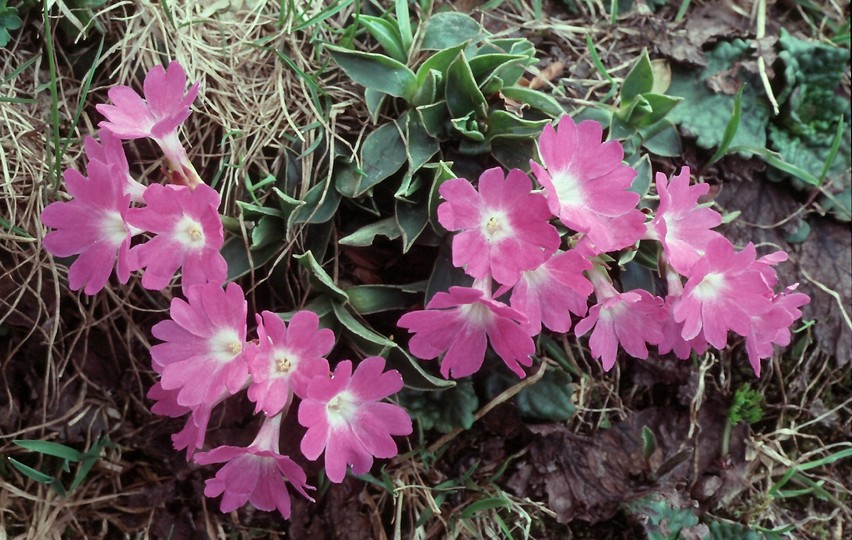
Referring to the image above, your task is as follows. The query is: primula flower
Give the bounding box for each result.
[672,238,774,350]
[96,61,202,187]
[531,115,646,253]
[127,183,227,294]
[575,272,666,371]
[150,282,249,407]
[437,168,560,286]
[298,357,412,484]
[83,131,146,201]
[657,270,708,360]
[248,310,335,416]
[397,286,535,378]
[649,167,723,275]
[510,249,593,334]
[41,160,133,295]
[743,286,809,377]
[195,413,313,518]
[148,382,236,459]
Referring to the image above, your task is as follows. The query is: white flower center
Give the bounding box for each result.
[692,272,726,301]
[100,211,127,246]
[326,390,357,426]
[599,299,628,321]
[208,329,243,362]
[550,168,585,207]
[270,349,298,377]
[459,302,493,327]
[481,210,512,243]
[173,215,206,250]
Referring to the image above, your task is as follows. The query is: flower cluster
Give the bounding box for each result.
[399,115,808,378]
[40,62,412,519]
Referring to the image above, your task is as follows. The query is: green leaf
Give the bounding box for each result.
[395,0,413,52]
[484,367,575,421]
[632,93,682,127]
[730,146,821,186]
[411,68,438,107]
[485,109,550,142]
[357,122,407,196]
[705,84,744,167]
[667,39,769,151]
[499,85,564,117]
[400,381,478,432]
[358,15,407,63]
[621,50,654,102]
[450,111,485,141]
[641,426,657,461]
[365,88,387,124]
[402,115,440,176]
[339,218,401,247]
[629,154,653,198]
[295,251,348,302]
[289,179,342,224]
[346,283,425,314]
[8,458,56,485]
[446,54,487,119]
[460,497,511,519]
[426,161,456,232]
[491,137,537,171]
[395,196,429,252]
[387,346,456,390]
[13,440,82,461]
[325,43,416,100]
[467,53,526,82]
[331,301,395,348]
[221,236,280,281]
[251,215,284,250]
[640,120,682,157]
[417,100,448,138]
[421,12,484,50]
[414,45,465,90]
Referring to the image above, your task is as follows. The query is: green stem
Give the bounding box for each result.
[721,418,733,457]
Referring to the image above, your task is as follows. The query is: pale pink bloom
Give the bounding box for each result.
[743,286,809,376]
[248,310,335,416]
[530,115,646,253]
[83,131,146,201]
[672,238,774,350]
[195,413,313,518]
[41,160,133,295]
[298,357,412,483]
[398,286,535,378]
[150,282,249,407]
[437,168,560,286]
[510,249,593,334]
[575,288,666,371]
[127,183,227,294]
[649,167,723,274]
[96,62,202,187]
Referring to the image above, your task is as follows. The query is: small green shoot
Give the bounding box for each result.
[9,436,113,497]
[722,384,763,457]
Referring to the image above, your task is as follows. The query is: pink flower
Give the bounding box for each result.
[437,167,560,286]
[397,286,535,378]
[658,296,709,360]
[530,115,646,253]
[298,357,412,483]
[575,288,666,371]
[743,286,809,376]
[96,62,202,187]
[83,131,146,201]
[195,413,313,518]
[150,282,249,407]
[41,160,133,295]
[510,249,593,334]
[649,167,723,275]
[247,310,335,416]
[672,238,773,350]
[127,183,227,294]
[147,382,238,459]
